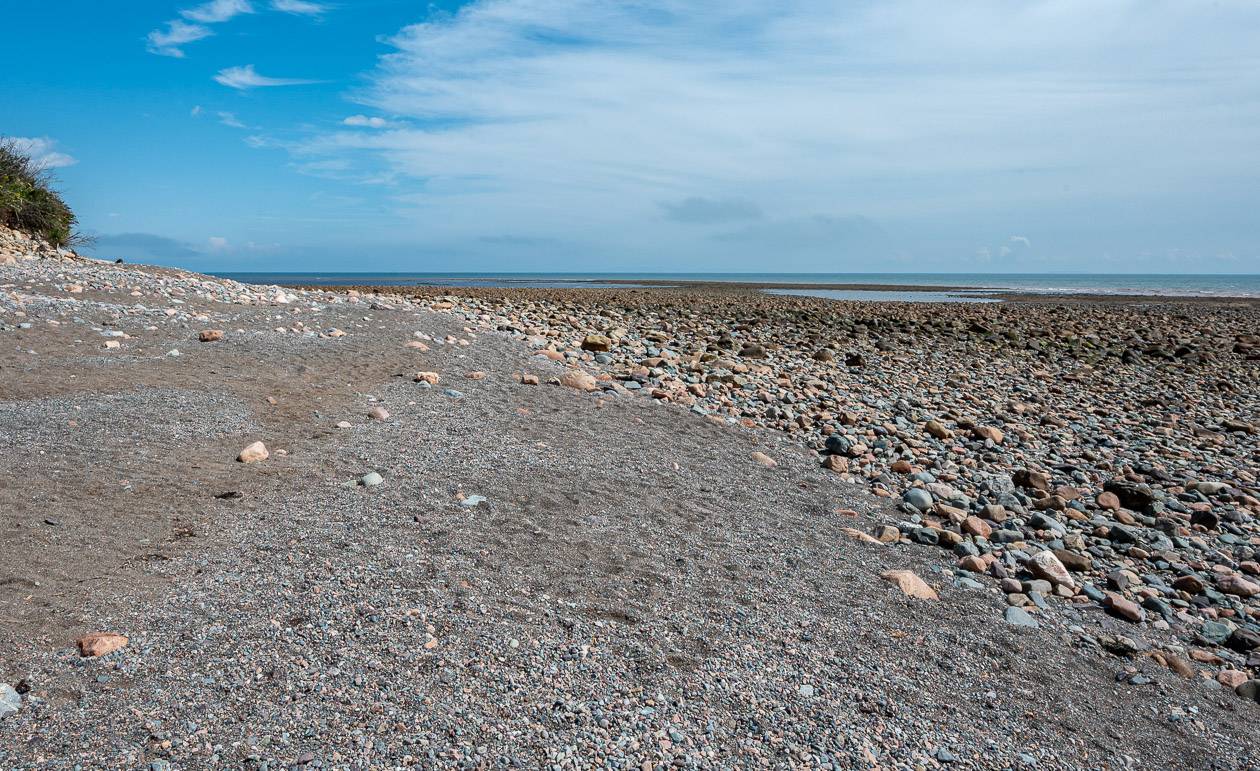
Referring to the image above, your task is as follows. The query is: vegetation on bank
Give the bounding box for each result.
[0,137,79,247]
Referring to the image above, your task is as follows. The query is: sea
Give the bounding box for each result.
[216,272,1260,303]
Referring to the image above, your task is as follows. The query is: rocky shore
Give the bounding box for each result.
[338,284,1260,702]
[2,226,1258,769]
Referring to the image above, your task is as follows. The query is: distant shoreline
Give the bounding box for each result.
[217,271,1260,304]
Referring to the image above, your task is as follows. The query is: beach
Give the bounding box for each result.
[2,233,1259,769]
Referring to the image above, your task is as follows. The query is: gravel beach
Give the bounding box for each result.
[2,228,1258,769]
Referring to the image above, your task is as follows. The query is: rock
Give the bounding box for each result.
[465,370,487,380]
[1004,607,1039,629]
[1103,479,1155,510]
[76,632,128,658]
[1027,551,1076,589]
[822,454,848,472]
[0,683,19,720]
[1189,509,1220,530]
[1052,549,1092,572]
[360,472,383,487]
[972,425,1004,444]
[237,441,269,463]
[1218,670,1250,689]
[560,370,598,391]
[961,516,992,539]
[1160,653,1195,678]
[198,329,224,342]
[1013,469,1051,491]
[519,373,540,386]
[880,570,938,600]
[874,525,901,543]
[751,451,777,468]
[1096,491,1121,511]
[924,420,953,440]
[1200,620,1233,645]
[841,527,882,545]
[367,406,390,421]
[1171,574,1204,594]
[581,334,612,352]
[1237,680,1260,704]
[460,495,487,508]
[1228,627,1260,652]
[911,527,939,546]
[414,371,441,385]
[958,555,987,573]
[1102,593,1145,623]
[1217,574,1259,598]
[903,488,933,511]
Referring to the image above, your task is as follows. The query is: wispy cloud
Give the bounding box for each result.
[148,0,319,58]
[214,64,319,89]
[272,0,326,15]
[146,19,212,57]
[181,0,254,24]
[342,115,389,128]
[218,111,246,128]
[9,137,77,169]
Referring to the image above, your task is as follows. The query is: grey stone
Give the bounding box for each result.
[0,683,20,720]
[1004,607,1039,629]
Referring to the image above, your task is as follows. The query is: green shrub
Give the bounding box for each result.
[0,137,78,247]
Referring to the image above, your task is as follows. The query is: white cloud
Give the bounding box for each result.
[207,236,230,250]
[1009,236,1032,248]
[146,19,212,57]
[272,0,326,15]
[9,137,77,169]
[342,115,389,128]
[182,0,253,24]
[291,0,1260,270]
[147,0,254,57]
[214,64,318,89]
[218,111,246,128]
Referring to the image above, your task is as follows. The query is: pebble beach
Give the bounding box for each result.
[2,225,1259,769]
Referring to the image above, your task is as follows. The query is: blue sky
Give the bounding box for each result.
[5,0,1259,273]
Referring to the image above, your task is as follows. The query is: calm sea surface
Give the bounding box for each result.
[216,272,1260,302]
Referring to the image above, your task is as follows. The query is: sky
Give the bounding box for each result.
[4,0,1259,274]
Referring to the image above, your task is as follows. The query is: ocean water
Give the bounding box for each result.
[217,272,1260,301]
